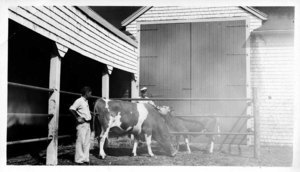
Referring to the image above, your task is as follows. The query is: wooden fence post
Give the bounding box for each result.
[46,43,67,165]
[252,87,261,159]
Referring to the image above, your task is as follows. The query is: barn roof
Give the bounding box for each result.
[121,6,267,27]
[77,6,138,48]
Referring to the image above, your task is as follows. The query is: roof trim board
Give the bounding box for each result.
[121,6,267,27]
[77,6,138,48]
[240,6,268,20]
[121,7,152,27]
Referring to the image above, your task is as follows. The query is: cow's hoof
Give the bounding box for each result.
[99,154,106,159]
[148,153,154,157]
[131,153,137,157]
[170,150,178,157]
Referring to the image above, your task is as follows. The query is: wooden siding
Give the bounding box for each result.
[126,6,262,39]
[250,32,294,146]
[8,6,138,75]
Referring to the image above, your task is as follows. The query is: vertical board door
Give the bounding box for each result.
[140,19,248,144]
[140,23,191,115]
[191,20,248,144]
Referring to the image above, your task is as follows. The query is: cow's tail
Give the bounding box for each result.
[216,117,221,137]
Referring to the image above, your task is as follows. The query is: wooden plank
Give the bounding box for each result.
[9,10,131,73]
[24,6,137,69]
[9,8,111,67]
[8,82,53,92]
[50,6,138,68]
[102,72,110,99]
[10,7,137,73]
[137,17,249,25]
[253,87,261,159]
[131,79,139,98]
[113,98,251,101]
[68,6,136,51]
[9,7,138,74]
[170,132,253,135]
[48,6,138,63]
[46,55,61,165]
[7,113,50,117]
[65,6,137,56]
[7,135,72,145]
[76,6,137,48]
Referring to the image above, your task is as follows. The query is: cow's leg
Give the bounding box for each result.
[99,127,110,159]
[145,134,154,157]
[208,136,215,153]
[175,135,180,151]
[131,137,139,157]
[184,136,191,154]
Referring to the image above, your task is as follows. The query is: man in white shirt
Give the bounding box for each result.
[69,86,92,165]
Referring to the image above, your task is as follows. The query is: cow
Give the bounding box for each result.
[158,106,220,154]
[93,98,178,159]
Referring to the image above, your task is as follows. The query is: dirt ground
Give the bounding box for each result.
[6,138,293,166]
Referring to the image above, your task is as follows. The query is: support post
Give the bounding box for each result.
[252,87,261,159]
[131,75,139,98]
[46,42,67,165]
[102,71,110,99]
[46,55,61,165]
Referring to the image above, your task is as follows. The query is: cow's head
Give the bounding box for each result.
[157,106,172,115]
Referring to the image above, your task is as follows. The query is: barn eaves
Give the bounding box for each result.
[77,6,138,48]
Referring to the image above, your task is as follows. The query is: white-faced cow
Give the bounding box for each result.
[93,98,177,159]
[158,106,220,154]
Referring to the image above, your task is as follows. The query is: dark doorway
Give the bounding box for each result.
[109,68,132,98]
[59,50,106,135]
[8,19,53,141]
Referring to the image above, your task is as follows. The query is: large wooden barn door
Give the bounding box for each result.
[140,23,191,114]
[191,20,248,143]
[140,19,248,144]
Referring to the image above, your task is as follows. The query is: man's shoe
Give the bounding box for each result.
[83,161,90,165]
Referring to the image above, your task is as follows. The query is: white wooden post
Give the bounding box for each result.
[102,66,111,98]
[131,75,139,98]
[46,42,67,165]
[253,87,261,159]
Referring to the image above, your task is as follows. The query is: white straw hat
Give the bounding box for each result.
[140,87,147,91]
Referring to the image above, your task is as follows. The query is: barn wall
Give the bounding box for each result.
[126,6,295,146]
[126,6,262,39]
[8,6,138,75]
[250,31,294,146]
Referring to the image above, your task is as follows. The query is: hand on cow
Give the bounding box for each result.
[77,117,85,124]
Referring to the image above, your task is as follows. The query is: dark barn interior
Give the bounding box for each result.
[7,19,133,158]
[109,68,132,98]
[8,20,52,141]
[7,20,53,158]
[59,50,105,136]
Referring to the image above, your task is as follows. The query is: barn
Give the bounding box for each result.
[121,6,294,147]
[5,5,295,166]
[7,6,138,164]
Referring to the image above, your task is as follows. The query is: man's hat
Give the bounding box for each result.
[140,87,147,91]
